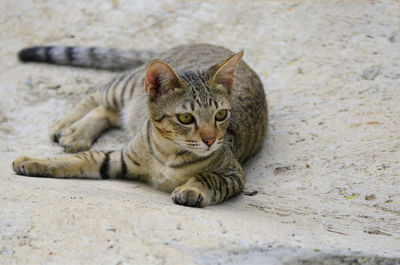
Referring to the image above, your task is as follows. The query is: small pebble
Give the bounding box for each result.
[365,194,376,200]
[243,190,258,196]
[361,65,381,81]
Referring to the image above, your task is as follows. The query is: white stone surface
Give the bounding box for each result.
[0,0,399,264]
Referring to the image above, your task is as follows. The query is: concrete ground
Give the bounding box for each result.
[1,0,399,264]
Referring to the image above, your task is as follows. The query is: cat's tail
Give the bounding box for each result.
[18,46,160,71]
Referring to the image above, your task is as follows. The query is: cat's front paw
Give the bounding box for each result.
[12,156,54,177]
[171,186,209,208]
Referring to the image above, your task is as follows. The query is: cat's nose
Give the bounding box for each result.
[202,137,216,147]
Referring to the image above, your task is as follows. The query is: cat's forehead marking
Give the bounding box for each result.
[179,70,218,109]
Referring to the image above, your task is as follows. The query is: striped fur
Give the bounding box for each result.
[18,46,159,71]
[13,44,268,207]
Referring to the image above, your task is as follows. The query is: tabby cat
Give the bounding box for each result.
[12,44,267,207]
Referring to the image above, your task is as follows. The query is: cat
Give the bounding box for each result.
[12,44,268,207]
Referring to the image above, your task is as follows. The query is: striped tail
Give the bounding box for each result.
[18,46,160,71]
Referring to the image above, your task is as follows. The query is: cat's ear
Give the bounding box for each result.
[145,60,182,100]
[208,50,244,92]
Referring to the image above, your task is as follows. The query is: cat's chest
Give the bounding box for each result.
[147,162,190,192]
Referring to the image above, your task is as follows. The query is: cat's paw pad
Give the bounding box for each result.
[171,186,207,208]
[12,156,51,177]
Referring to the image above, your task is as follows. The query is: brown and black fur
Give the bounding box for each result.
[13,44,267,207]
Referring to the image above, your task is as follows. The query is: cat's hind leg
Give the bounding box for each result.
[51,71,133,152]
[57,105,121,152]
[50,93,98,142]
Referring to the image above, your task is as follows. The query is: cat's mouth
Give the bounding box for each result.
[175,140,222,157]
[191,144,220,157]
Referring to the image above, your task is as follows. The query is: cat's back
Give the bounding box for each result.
[158,44,235,71]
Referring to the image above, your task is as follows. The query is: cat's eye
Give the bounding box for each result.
[215,109,228,121]
[177,113,195,124]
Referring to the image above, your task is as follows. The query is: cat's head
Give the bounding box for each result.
[145,51,243,157]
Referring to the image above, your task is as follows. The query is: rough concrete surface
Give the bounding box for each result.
[1,0,399,264]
